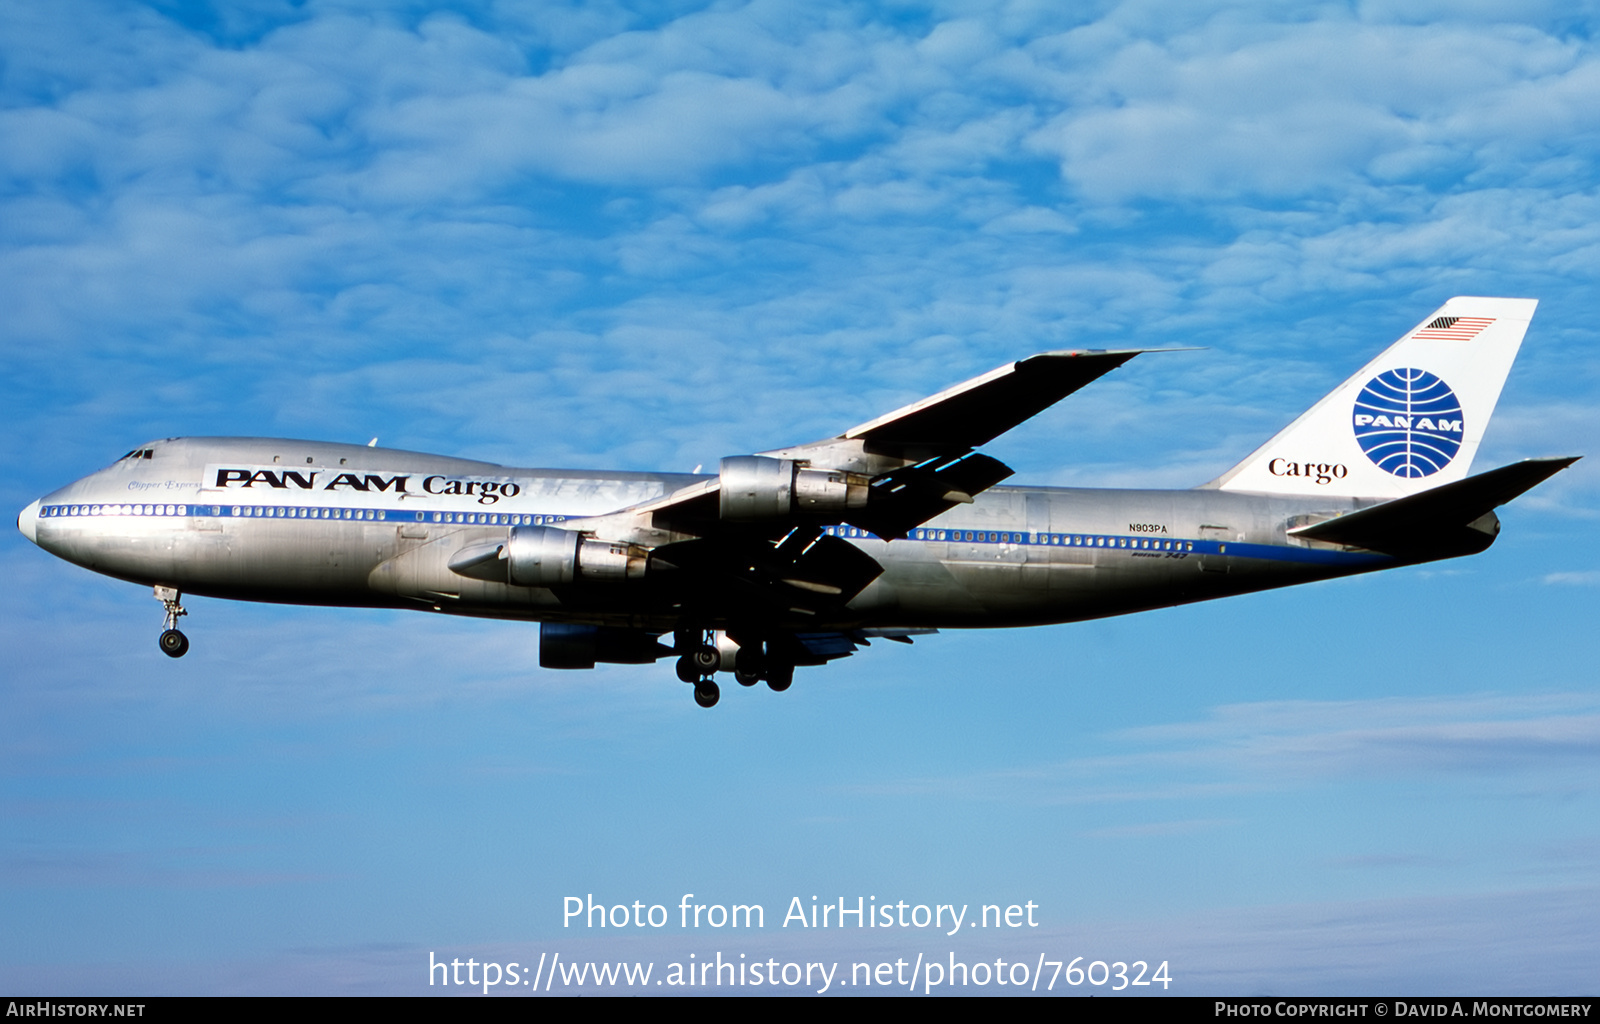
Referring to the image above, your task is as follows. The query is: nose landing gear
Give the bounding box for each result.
[154,585,189,658]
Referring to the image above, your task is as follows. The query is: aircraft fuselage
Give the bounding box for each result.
[21,436,1417,633]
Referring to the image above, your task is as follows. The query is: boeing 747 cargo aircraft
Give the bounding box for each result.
[17,297,1576,707]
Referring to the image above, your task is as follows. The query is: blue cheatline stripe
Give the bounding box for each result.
[826,524,1390,568]
[39,504,1386,568]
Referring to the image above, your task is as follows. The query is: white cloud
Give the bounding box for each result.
[1027,17,1598,202]
[854,693,1600,804]
[1123,694,1600,776]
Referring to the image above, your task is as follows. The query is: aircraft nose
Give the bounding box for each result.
[17,499,41,545]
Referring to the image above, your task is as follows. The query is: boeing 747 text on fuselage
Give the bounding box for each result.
[18,297,1576,707]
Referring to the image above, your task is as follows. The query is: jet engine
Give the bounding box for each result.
[539,623,671,669]
[506,525,645,585]
[449,526,646,585]
[718,456,868,521]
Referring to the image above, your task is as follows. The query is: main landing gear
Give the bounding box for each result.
[734,646,793,690]
[675,630,795,708]
[675,630,722,708]
[154,585,189,658]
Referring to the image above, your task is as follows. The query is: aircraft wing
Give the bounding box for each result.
[584,349,1160,616]
[641,348,1161,541]
[834,348,1149,458]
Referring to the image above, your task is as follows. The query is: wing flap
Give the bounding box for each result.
[650,527,885,621]
[790,628,939,662]
[847,451,1014,539]
[784,533,884,600]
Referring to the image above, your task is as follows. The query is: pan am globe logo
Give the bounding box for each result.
[1351,368,1464,478]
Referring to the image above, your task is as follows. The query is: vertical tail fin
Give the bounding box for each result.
[1208,297,1537,498]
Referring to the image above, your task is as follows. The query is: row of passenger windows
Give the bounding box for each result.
[38,504,569,526]
[234,506,386,520]
[42,503,189,518]
[40,503,395,521]
[431,512,565,526]
[825,524,1195,552]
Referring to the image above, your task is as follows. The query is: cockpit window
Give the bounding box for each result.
[120,449,155,460]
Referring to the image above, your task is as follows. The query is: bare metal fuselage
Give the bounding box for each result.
[26,437,1408,633]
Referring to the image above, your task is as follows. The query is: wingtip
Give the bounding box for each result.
[1525,455,1583,468]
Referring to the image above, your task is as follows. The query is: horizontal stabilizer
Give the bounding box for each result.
[1290,456,1578,553]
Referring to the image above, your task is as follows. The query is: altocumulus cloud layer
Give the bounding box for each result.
[4,0,1599,479]
[2,0,1598,995]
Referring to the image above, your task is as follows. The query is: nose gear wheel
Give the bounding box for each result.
[154,586,189,658]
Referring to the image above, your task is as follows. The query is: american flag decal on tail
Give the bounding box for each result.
[1413,315,1494,341]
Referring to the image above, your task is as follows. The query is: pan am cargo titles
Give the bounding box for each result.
[210,467,521,504]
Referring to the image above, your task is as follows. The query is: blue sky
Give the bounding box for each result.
[2,0,1598,995]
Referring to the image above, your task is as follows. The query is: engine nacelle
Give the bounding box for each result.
[539,623,671,669]
[504,525,645,586]
[718,456,868,521]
